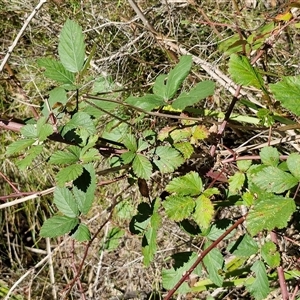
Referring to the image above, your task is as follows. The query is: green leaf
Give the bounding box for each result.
[42,87,68,117]
[58,19,85,72]
[269,76,300,116]
[71,223,91,241]
[162,252,200,294]
[203,244,224,286]
[230,234,259,257]
[49,149,79,165]
[40,215,79,238]
[166,171,203,196]
[20,124,37,138]
[237,160,252,172]
[16,145,43,170]
[114,201,135,220]
[172,80,215,110]
[122,133,137,152]
[252,166,298,193]
[228,172,245,193]
[6,139,35,155]
[125,94,165,111]
[193,195,214,229]
[54,187,79,217]
[61,112,96,138]
[121,151,136,164]
[56,164,84,186]
[153,146,184,173]
[103,227,125,251]
[228,54,265,90]
[287,153,300,180]
[246,260,270,300]
[166,55,192,99]
[37,58,75,84]
[142,199,161,266]
[153,74,167,98]
[260,146,280,166]
[261,241,280,268]
[163,195,195,221]
[173,142,194,159]
[73,164,96,214]
[132,154,152,179]
[247,195,296,236]
[80,148,100,163]
[36,117,54,142]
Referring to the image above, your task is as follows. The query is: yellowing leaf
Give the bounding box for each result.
[274,11,293,22]
[194,195,214,229]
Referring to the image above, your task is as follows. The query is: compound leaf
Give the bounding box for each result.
[132,154,152,179]
[71,223,91,241]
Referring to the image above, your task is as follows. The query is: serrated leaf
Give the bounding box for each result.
[246,260,270,300]
[203,244,224,286]
[54,187,79,217]
[205,220,235,241]
[247,195,296,236]
[166,171,203,196]
[166,55,192,99]
[153,146,184,173]
[174,142,194,159]
[287,153,300,180]
[230,234,259,257]
[42,87,68,117]
[126,94,165,111]
[260,146,280,166]
[80,148,100,163]
[194,195,214,229]
[132,154,152,179]
[252,166,298,193]
[71,223,91,241]
[61,112,96,137]
[56,164,84,186]
[163,195,195,221]
[20,124,37,138]
[114,201,135,220]
[6,139,35,155]
[40,215,79,238]
[58,19,85,72]
[228,54,265,90]
[172,81,215,110]
[237,160,252,172]
[49,150,79,165]
[121,151,136,164]
[36,118,54,142]
[122,133,137,151]
[162,252,200,294]
[142,199,161,266]
[261,241,280,268]
[103,227,124,251]
[269,76,300,116]
[16,145,43,170]
[228,172,245,193]
[73,164,96,214]
[37,58,75,84]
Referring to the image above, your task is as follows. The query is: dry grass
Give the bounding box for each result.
[1,0,300,299]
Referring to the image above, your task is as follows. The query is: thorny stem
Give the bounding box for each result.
[163,215,246,300]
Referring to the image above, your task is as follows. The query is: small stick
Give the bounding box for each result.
[0,0,48,72]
